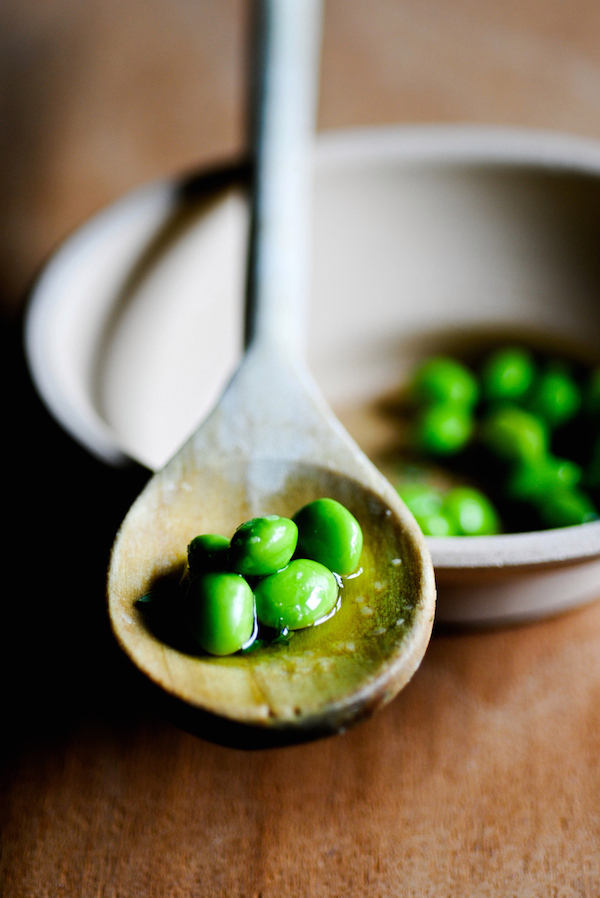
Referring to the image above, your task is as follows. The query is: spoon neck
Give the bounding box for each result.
[244,0,323,359]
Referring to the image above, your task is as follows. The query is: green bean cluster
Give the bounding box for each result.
[182,498,363,656]
[398,346,600,534]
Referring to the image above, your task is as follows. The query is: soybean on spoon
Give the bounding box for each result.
[107,0,435,745]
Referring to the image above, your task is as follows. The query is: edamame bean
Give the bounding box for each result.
[187,533,230,575]
[254,559,339,630]
[397,482,457,535]
[409,356,479,407]
[507,455,582,501]
[397,481,443,518]
[293,497,363,575]
[481,405,548,462]
[414,403,473,455]
[396,345,600,536]
[442,486,500,536]
[229,515,298,576]
[414,509,457,536]
[481,346,535,402]
[527,363,581,428]
[185,572,256,656]
[536,488,598,529]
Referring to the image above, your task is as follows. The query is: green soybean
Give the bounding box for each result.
[293,497,363,575]
[187,533,230,575]
[409,356,479,407]
[442,486,500,536]
[185,572,256,656]
[395,344,600,536]
[536,488,598,529]
[414,403,473,456]
[397,481,443,518]
[507,455,582,502]
[254,558,339,630]
[481,346,535,402]
[229,515,298,576]
[481,405,548,462]
[414,509,457,536]
[527,363,581,428]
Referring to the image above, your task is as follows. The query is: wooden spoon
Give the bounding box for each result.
[107,0,435,746]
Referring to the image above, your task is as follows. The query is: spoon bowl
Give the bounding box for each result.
[107,347,435,740]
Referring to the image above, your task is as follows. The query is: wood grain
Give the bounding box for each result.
[3,598,600,895]
[4,0,600,894]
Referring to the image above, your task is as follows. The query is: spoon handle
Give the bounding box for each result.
[245,0,324,359]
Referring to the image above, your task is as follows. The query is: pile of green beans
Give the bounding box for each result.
[397,346,600,535]
[180,498,363,656]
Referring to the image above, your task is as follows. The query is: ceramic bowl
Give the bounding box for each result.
[25,124,600,624]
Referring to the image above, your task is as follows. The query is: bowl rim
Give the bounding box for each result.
[24,122,600,570]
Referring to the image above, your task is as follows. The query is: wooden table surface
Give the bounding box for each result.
[3,1,600,894]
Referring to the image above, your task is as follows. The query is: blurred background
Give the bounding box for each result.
[4,2,600,894]
[4,0,600,319]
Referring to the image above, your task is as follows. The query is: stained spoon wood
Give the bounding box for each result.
[107,0,435,745]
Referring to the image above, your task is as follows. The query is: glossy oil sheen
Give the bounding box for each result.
[293,498,363,575]
[186,572,256,656]
[190,487,419,713]
[254,558,339,629]
[229,515,298,576]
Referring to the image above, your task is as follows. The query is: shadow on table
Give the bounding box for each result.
[1,313,154,758]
